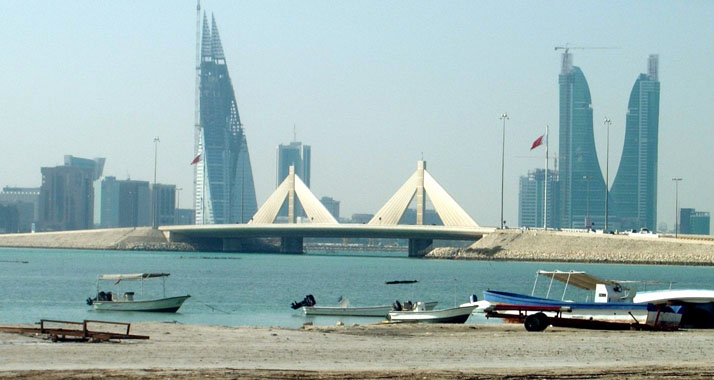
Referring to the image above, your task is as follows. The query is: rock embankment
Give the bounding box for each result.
[428,229,714,265]
[0,227,194,251]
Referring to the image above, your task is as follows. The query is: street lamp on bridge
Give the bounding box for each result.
[583,175,592,229]
[152,136,160,229]
[603,117,611,231]
[499,113,509,229]
[672,177,682,238]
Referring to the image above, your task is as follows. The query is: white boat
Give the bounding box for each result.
[302,301,438,317]
[387,301,478,324]
[633,289,714,328]
[633,289,714,304]
[87,273,190,313]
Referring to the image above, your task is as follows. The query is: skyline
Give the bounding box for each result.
[1,1,713,228]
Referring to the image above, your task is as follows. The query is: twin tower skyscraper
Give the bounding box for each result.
[533,51,660,231]
[193,6,257,224]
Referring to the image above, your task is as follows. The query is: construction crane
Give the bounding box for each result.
[555,45,618,73]
[554,45,619,54]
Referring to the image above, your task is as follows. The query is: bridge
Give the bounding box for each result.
[161,161,495,256]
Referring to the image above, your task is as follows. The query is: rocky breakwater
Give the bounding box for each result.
[428,229,714,265]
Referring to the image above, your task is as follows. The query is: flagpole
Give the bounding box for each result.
[544,125,549,230]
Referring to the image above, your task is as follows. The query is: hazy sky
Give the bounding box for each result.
[1,1,712,229]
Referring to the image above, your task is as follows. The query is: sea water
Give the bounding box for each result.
[1,247,713,327]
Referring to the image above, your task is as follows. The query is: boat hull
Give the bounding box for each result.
[303,301,438,317]
[92,295,190,313]
[387,305,477,324]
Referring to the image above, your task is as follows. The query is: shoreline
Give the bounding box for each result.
[2,323,714,379]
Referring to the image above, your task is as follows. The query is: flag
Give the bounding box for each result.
[530,134,544,150]
[190,153,201,165]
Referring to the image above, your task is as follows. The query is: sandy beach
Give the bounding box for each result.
[2,322,714,379]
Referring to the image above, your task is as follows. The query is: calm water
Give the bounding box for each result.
[1,248,713,327]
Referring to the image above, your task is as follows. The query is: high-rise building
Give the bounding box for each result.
[610,55,660,231]
[39,166,95,231]
[95,177,151,228]
[276,141,311,187]
[194,11,257,225]
[39,156,104,231]
[557,51,607,229]
[175,209,195,225]
[680,208,711,235]
[320,196,340,219]
[518,169,557,229]
[0,187,40,232]
[64,155,105,181]
[276,141,311,218]
[0,204,20,233]
[153,183,176,226]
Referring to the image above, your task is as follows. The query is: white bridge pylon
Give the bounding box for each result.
[249,166,338,224]
[368,161,479,227]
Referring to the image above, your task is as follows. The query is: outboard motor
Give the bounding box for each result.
[392,300,402,311]
[291,294,317,309]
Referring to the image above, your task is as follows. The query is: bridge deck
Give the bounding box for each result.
[160,224,494,241]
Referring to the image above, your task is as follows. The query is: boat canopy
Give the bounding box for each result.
[537,270,625,291]
[98,273,170,281]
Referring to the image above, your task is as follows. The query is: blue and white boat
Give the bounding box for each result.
[484,289,652,324]
[481,270,681,327]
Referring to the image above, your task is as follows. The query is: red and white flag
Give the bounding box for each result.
[530,134,544,150]
[190,153,201,165]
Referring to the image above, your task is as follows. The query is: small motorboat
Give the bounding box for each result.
[387,301,478,324]
[86,273,190,313]
[292,295,438,317]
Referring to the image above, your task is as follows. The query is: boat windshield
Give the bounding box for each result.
[532,270,625,301]
[95,273,170,298]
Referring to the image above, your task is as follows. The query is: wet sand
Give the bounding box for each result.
[2,322,714,379]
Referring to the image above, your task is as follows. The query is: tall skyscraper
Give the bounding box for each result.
[39,166,95,231]
[194,10,257,224]
[276,140,311,218]
[39,156,104,231]
[557,51,607,229]
[153,183,176,226]
[0,187,40,232]
[276,141,311,187]
[518,169,557,228]
[96,176,151,228]
[610,55,660,231]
